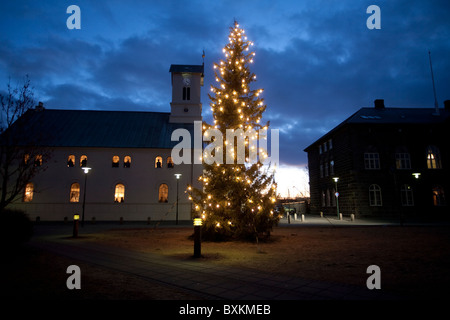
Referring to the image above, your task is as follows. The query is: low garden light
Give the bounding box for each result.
[193,217,202,258]
[73,214,80,238]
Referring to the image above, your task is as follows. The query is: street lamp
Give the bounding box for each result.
[333,177,340,219]
[174,173,182,225]
[81,167,91,227]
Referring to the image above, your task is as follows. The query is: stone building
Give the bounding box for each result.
[304,99,450,219]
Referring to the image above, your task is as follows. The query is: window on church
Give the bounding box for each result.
[124,156,131,168]
[114,184,125,203]
[34,154,43,167]
[400,184,414,206]
[432,185,446,206]
[80,155,88,167]
[155,156,163,168]
[67,155,75,167]
[183,87,190,101]
[396,153,411,169]
[24,182,34,202]
[167,156,174,168]
[112,156,120,168]
[369,184,382,206]
[70,183,80,203]
[427,145,442,169]
[159,184,169,203]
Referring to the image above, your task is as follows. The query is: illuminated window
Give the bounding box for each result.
[159,184,168,203]
[395,153,411,169]
[114,184,125,203]
[23,182,34,202]
[23,154,30,165]
[34,154,42,167]
[124,156,131,168]
[400,184,414,206]
[432,186,446,206]
[167,157,174,168]
[70,183,80,203]
[67,155,75,167]
[427,146,441,169]
[80,155,87,167]
[369,184,382,206]
[364,153,380,169]
[155,156,163,168]
[112,156,120,168]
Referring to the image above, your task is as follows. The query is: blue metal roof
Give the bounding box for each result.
[11,109,195,149]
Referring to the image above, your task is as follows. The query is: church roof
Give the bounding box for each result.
[6,108,195,149]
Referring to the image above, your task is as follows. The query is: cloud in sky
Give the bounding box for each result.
[1,0,449,176]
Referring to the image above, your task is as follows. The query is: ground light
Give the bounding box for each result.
[193,218,202,258]
[174,173,182,225]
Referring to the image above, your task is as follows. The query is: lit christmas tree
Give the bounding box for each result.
[188,21,279,241]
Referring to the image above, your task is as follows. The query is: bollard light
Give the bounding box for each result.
[193,217,202,258]
[73,214,80,238]
[194,218,203,226]
[74,214,80,220]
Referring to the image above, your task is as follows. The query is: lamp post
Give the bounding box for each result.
[174,173,182,225]
[81,167,91,227]
[333,177,340,219]
[193,217,202,258]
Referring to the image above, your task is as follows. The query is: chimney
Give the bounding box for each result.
[374,99,385,110]
[35,101,45,111]
[444,100,450,110]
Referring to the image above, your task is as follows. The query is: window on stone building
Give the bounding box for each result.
[329,159,335,176]
[400,184,414,206]
[34,154,42,167]
[124,156,131,168]
[427,145,442,169]
[395,153,411,170]
[155,156,163,168]
[326,189,331,207]
[369,184,382,206]
[159,184,169,203]
[167,156,174,168]
[70,183,80,203]
[112,156,120,168]
[364,153,380,170]
[67,155,75,167]
[23,154,30,165]
[23,182,34,202]
[114,184,125,203]
[80,155,87,167]
[432,186,446,206]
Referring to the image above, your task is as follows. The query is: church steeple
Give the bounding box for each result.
[169,64,203,123]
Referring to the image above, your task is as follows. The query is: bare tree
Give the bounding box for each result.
[0,76,50,211]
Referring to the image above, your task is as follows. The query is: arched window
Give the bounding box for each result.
[155,156,163,168]
[23,182,34,202]
[167,156,174,168]
[369,184,382,206]
[159,184,169,203]
[112,156,120,168]
[34,154,42,167]
[67,155,75,167]
[124,156,131,168]
[114,184,125,203]
[183,86,190,100]
[427,145,442,169]
[432,185,446,206]
[400,184,414,206]
[70,183,80,203]
[80,155,87,167]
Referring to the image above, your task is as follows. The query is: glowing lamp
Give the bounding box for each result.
[73,214,80,221]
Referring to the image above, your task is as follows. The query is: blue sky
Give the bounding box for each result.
[1,0,449,196]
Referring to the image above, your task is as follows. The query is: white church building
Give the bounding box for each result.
[9,64,204,222]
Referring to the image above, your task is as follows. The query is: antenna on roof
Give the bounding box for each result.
[428,50,440,116]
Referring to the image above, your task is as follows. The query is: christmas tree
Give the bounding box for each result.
[187,21,279,241]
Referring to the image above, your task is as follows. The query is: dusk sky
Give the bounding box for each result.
[1,0,449,196]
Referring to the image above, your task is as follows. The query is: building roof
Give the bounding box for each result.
[6,109,195,149]
[304,106,450,151]
[169,64,204,74]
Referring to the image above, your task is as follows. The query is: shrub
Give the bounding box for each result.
[0,209,33,249]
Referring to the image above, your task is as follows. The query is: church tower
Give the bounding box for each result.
[169,64,204,123]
